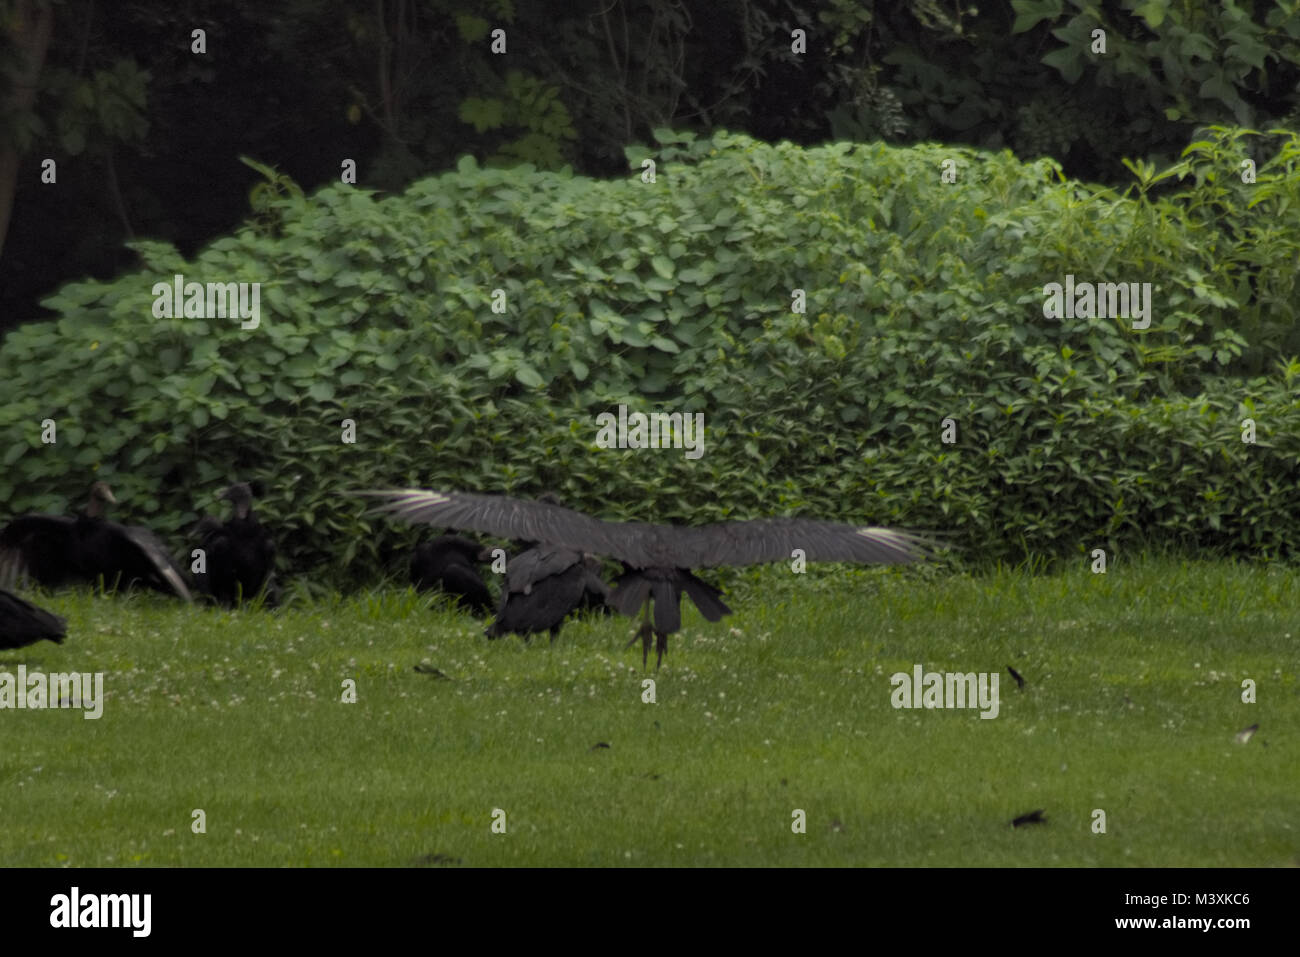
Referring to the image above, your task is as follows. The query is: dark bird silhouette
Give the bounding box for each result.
[192,482,276,606]
[192,516,223,539]
[1007,665,1025,690]
[480,491,612,641]
[409,535,493,616]
[0,481,191,601]
[608,565,728,662]
[1011,809,1047,828]
[475,491,612,641]
[484,544,610,641]
[363,488,937,668]
[0,588,66,650]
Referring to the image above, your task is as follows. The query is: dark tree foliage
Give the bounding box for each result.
[7,0,1296,333]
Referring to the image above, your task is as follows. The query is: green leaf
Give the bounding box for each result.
[515,365,544,388]
[1010,0,1063,33]
[1040,46,1084,84]
[1132,1,1166,29]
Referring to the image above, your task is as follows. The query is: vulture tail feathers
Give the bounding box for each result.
[681,572,731,622]
[608,576,652,617]
[651,579,681,634]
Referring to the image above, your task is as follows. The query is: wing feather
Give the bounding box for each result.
[0,515,77,588]
[360,489,937,569]
[117,525,193,601]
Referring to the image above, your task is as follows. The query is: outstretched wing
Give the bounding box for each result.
[360,489,938,569]
[366,490,621,557]
[0,515,77,588]
[668,517,936,567]
[503,545,583,595]
[116,525,193,601]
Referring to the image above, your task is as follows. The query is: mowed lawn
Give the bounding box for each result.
[2,555,1296,867]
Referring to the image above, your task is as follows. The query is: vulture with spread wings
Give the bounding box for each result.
[363,489,937,668]
[0,481,191,601]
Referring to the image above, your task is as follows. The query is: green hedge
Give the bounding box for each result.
[2,128,1297,587]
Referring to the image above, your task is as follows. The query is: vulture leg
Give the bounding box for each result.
[624,600,655,669]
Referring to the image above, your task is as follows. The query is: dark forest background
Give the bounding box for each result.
[3,0,1298,335]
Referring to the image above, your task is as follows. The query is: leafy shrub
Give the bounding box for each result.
[1,128,1297,590]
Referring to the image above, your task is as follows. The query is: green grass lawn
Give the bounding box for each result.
[2,555,1296,866]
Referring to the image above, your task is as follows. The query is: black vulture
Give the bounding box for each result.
[409,535,493,616]
[484,544,611,642]
[0,481,192,601]
[363,489,937,668]
[192,482,276,606]
[0,588,66,650]
[192,516,224,540]
[479,491,613,642]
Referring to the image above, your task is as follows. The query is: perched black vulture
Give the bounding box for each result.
[363,489,937,668]
[0,481,192,601]
[479,491,612,641]
[484,544,611,641]
[410,535,493,616]
[0,588,66,650]
[192,482,276,606]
